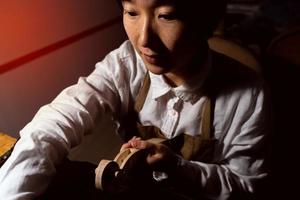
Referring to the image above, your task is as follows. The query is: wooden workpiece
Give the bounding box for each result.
[95,138,165,192]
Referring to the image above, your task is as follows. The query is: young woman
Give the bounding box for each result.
[0,0,270,199]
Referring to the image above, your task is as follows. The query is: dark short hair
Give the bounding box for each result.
[116,0,227,39]
[115,0,122,8]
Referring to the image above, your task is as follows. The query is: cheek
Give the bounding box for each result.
[123,21,137,43]
[158,24,187,52]
[164,30,201,66]
[174,28,200,53]
[161,33,178,51]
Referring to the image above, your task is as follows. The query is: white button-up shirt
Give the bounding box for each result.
[0,40,269,200]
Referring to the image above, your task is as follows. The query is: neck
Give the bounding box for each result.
[164,43,209,87]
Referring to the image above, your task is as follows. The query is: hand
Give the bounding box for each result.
[121,137,180,172]
[120,136,142,152]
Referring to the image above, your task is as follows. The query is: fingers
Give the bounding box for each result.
[130,139,155,150]
[129,140,163,164]
[129,140,161,165]
[120,143,131,152]
[120,136,141,152]
[121,138,179,172]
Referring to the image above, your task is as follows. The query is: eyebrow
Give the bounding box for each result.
[121,0,176,7]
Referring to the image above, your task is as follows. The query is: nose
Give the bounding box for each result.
[139,17,156,48]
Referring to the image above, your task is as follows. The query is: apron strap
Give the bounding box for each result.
[134,71,151,113]
[131,71,215,161]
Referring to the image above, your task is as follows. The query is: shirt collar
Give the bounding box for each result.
[149,50,212,103]
[149,72,172,99]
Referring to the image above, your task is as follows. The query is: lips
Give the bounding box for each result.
[140,49,163,65]
[142,53,160,65]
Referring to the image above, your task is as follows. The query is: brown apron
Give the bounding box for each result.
[124,72,216,162]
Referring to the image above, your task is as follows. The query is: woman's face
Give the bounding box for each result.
[122,0,204,86]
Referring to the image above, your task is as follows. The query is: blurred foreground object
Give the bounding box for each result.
[0,133,17,167]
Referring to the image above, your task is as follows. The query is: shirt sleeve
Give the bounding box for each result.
[0,41,142,199]
[172,84,270,200]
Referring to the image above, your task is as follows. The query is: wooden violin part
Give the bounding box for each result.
[95,138,165,192]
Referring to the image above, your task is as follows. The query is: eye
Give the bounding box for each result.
[158,13,177,21]
[128,11,138,17]
[124,10,138,17]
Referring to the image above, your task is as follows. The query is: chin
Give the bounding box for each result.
[146,65,168,75]
[145,63,170,75]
